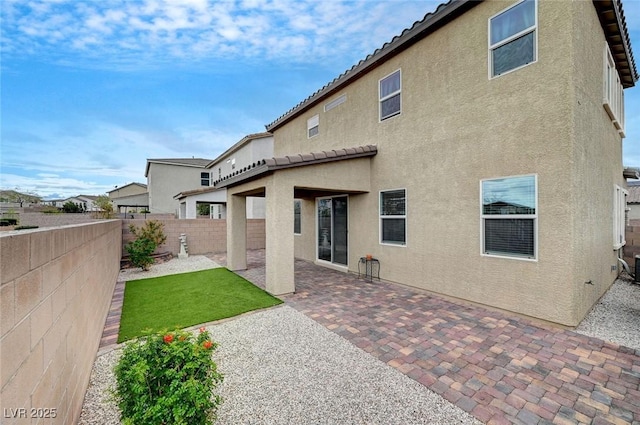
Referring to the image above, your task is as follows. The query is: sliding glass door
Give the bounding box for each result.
[317,196,348,266]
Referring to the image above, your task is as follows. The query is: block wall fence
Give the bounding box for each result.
[0,220,121,425]
[624,220,640,274]
[122,218,266,255]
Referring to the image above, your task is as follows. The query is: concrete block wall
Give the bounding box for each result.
[0,220,121,425]
[623,220,640,274]
[122,218,266,256]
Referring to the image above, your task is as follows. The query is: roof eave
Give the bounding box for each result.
[265,0,479,132]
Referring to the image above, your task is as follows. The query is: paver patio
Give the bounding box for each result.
[103,250,640,424]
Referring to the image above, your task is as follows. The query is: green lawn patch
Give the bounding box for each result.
[118,268,282,342]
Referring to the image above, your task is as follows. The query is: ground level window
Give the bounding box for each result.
[481,175,537,259]
[613,185,627,249]
[380,189,406,245]
[294,199,301,234]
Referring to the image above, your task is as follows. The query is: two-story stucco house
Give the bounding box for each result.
[174,133,273,219]
[216,0,637,327]
[145,158,212,215]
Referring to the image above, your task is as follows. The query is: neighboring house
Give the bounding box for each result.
[58,195,99,211]
[626,180,640,219]
[108,182,149,214]
[174,133,273,219]
[77,195,100,212]
[145,158,212,215]
[216,0,638,327]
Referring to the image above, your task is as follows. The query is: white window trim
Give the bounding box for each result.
[603,43,625,136]
[379,188,407,247]
[480,174,538,261]
[488,0,538,79]
[613,184,628,250]
[307,114,319,139]
[379,69,402,121]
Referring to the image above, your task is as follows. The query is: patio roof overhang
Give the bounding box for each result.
[214,145,378,190]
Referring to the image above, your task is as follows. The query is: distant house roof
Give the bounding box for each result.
[145,158,212,177]
[266,0,637,132]
[107,182,147,194]
[214,145,378,189]
[205,132,272,169]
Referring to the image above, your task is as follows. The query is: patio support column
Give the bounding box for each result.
[265,177,295,295]
[227,193,247,271]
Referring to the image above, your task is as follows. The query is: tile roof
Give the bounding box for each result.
[266,0,637,132]
[214,145,377,189]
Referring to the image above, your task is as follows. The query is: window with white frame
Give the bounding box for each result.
[380,189,406,245]
[294,199,301,234]
[614,185,628,249]
[200,172,210,186]
[604,44,625,134]
[379,70,401,120]
[489,0,537,78]
[481,175,537,259]
[307,115,319,138]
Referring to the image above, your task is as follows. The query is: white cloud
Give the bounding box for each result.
[1,0,440,70]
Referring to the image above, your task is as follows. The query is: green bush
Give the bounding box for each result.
[126,238,156,270]
[113,328,223,425]
[129,220,167,247]
[15,225,38,230]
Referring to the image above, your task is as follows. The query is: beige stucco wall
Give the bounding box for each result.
[1,221,121,425]
[569,1,626,324]
[110,184,147,199]
[268,1,625,326]
[147,163,207,215]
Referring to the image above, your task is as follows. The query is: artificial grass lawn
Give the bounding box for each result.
[118,268,282,342]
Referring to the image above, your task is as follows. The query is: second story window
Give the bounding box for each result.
[307,115,319,138]
[604,44,625,135]
[379,69,401,121]
[201,172,210,186]
[489,0,537,78]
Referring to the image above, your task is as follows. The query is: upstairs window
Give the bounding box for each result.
[380,189,406,245]
[379,70,401,121]
[604,44,625,135]
[307,115,319,138]
[614,185,628,249]
[489,0,537,78]
[200,172,210,186]
[481,175,537,259]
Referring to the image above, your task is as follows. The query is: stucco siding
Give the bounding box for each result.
[273,1,621,326]
[569,1,626,324]
[148,163,206,215]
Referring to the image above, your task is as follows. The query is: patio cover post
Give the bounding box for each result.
[227,193,247,271]
[265,177,295,295]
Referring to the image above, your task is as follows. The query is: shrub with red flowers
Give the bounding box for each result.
[113,328,223,425]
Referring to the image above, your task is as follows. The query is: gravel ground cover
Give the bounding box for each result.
[575,274,640,351]
[78,257,640,424]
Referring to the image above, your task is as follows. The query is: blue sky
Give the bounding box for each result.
[1,0,640,200]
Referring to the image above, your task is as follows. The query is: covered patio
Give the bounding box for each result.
[215,145,378,296]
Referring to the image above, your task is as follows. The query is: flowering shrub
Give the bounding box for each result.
[113,328,223,425]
